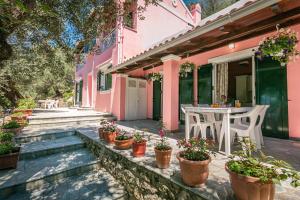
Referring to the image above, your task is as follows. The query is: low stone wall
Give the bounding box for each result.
[76,130,215,200]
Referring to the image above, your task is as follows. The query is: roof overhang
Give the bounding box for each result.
[108,0,300,74]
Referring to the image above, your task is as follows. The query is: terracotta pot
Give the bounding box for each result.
[176,152,211,187]
[0,147,20,170]
[14,109,33,116]
[103,131,117,144]
[11,116,27,126]
[132,140,147,157]
[225,165,275,200]
[154,148,172,169]
[114,138,133,150]
[98,128,104,139]
[1,127,23,135]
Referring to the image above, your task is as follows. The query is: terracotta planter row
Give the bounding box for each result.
[0,147,20,170]
[14,109,33,116]
[97,127,275,200]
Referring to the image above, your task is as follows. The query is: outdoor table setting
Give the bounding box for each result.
[183,105,252,155]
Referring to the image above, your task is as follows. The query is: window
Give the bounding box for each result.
[123,1,137,29]
[97,71,112,91]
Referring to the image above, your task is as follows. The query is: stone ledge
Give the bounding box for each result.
[76,128,233,200]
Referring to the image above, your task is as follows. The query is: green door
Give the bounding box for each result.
[256,57,288,139]
[153,80,162,121]
[198,64,213,105]
[179,73,194,123]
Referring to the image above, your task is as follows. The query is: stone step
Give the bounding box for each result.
[28,115,112,124]
[27,116,116,128]
[4,169,127,200]
[19,135,85,160]
[15,130,75,144]
[0,148,100,199]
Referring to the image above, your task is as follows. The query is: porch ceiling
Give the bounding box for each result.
[109,0,300,74]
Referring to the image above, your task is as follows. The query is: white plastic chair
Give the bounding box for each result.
[218,106,262,151]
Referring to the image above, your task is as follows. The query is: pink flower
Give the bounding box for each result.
[159,129,165,138]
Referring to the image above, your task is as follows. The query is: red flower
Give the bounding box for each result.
[159,129,165,138]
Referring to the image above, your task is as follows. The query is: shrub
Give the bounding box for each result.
[2,120,21,129]
[0,132,14,143]
[177,137,214,161]
[0,143,14,155]
[16,98,36,110]
[227,138,300,187]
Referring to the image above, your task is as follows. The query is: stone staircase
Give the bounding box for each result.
[0,130,126,199]
[27,110,116,128]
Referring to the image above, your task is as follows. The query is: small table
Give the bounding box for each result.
[184,106,252,155]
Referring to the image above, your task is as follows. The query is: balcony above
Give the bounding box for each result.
[95,29,116,55]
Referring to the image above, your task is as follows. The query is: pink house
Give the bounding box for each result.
[75,0,300,140]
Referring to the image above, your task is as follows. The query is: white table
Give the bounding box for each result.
[184,106,252,155]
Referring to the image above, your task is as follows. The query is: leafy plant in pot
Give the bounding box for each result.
[226,138,300,200]
[154,129,172,169]
[102,121,117,144]
[177,137,214,187]
[1,120,22,135]
[98,119,109,139]
[114,130,133,150]
[132,131,147,157]
[14,98,36,116]
[10,112,27,125]
[0,132,20,170]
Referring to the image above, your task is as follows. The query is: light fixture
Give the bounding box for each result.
[228,43,235,49]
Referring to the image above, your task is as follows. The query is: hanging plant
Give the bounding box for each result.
[256,25,300,66]
[146,72,163,82]
[179,61,195,78]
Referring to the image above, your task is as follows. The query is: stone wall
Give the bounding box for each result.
[77,131,206,200]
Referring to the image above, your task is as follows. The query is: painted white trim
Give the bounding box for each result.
[108,0,278,74]
[158,2,194,26]
[99,89,111,94]
[208,47,258,64]
[95,59,112,70]
[161,54,181,62]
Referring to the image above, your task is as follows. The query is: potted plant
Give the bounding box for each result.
[177,137,214,187]
[14,98,36,116]
[98,119,109,139]
[0,132,20,169]
[10,112,27,125]
[102,121,117,144]
[145,72,163,82]
[154,129,172,169]
[226,138,300,200]
[1,120,22,135]
[132,131,147,157]
[114,130,133,150]
[179,61,195,78]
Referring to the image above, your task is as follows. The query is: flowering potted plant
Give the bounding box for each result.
[146,72,163,82]
[0,132,20,169]
[102,121,117,144]
[10,112,27,125]
[179,61,195,78]
[114,130,133,150]
[177,138,214,187]
[154,129,172,169]
[256,26,300,66]
[132,131,147,157]
[226,138,300,200]
[14,98,36,116]
[98,119,109,139]
[1,120,22,135]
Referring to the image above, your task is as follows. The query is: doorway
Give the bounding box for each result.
[179,73,194,123]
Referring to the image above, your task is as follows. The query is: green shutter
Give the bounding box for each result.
[198,64,213,105]
[106,73,112,90]
[256,57,289,139]
[179,73,194,123]
[153,80,162,121]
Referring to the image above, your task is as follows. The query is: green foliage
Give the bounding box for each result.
[179,61,195,78]
[227,138,300,187]
[115,130,132,141]
[145,72,163,82]
[133,131,146,143]
[16,98,36,109]
[0,132,14,143]
[0,143,14,155]
[177,137,214,161]
[2,120,21,129]
[11,112,24,117]
[102,121,117,133]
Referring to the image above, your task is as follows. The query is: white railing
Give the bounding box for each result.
[95,29,116,55]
